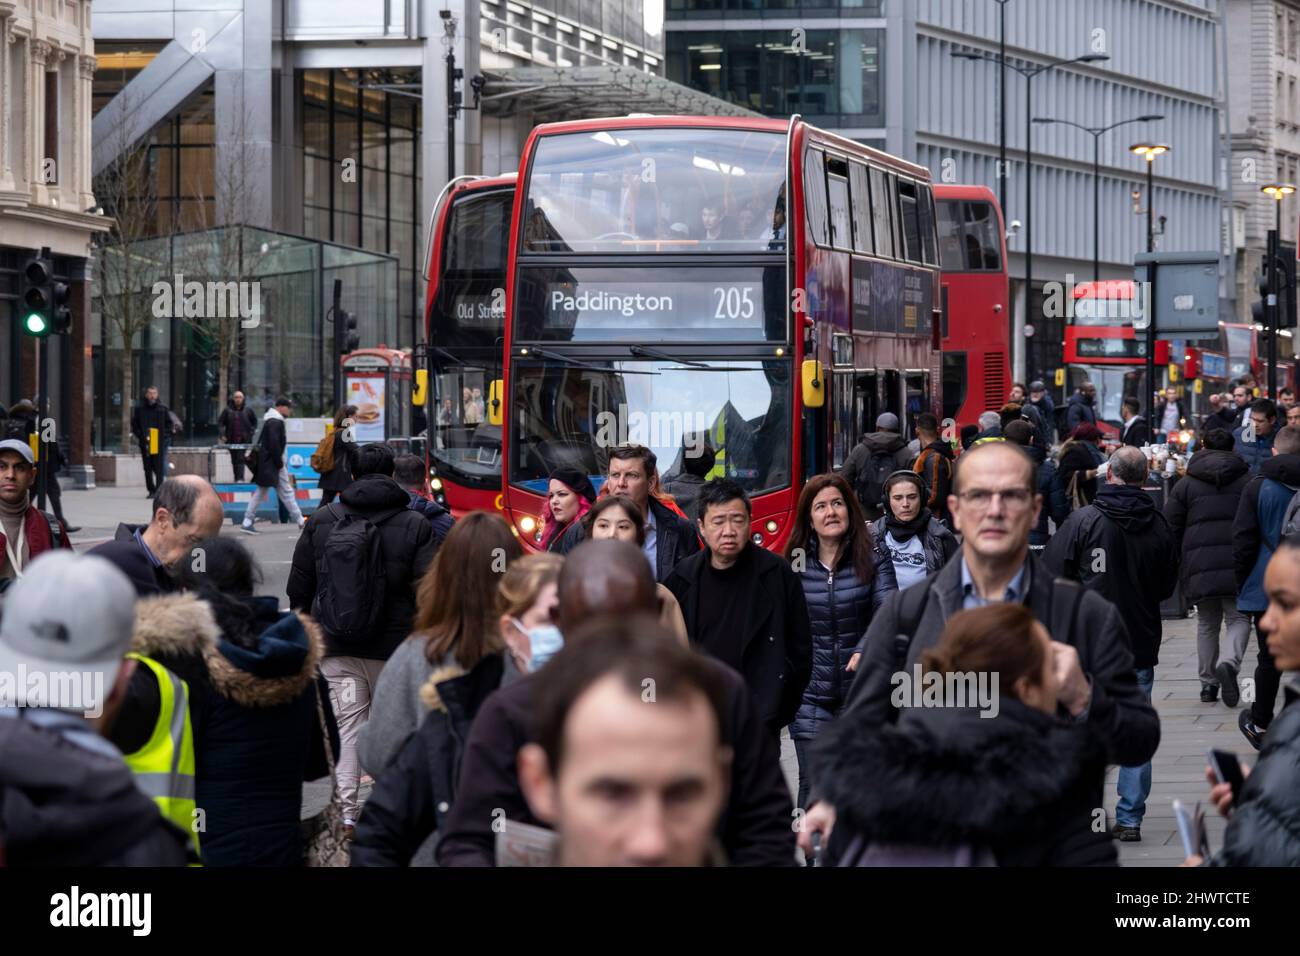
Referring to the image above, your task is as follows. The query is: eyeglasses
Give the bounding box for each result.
[956,488,1034,510]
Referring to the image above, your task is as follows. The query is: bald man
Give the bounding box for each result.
[90,474,224,594]
[434,539,796,867]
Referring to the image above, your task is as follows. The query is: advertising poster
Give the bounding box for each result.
[346,373,386,442]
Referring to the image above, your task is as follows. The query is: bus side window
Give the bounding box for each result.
[826,157,852,252]
[898,179,923,263]
[884,171,901,260]
[919,186,939,266]
[803,148,829,247]
[849,162,873,255]
[869,167,893,258]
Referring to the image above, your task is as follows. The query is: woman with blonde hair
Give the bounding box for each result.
[352,551,564,865]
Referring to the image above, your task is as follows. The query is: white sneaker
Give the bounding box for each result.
[240,521,259,535]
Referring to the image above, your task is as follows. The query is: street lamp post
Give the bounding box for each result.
[953,48,1109,385]
[1032,115,1164,281]
[1262,182,1296,398]
[1130,143,1170,253]
[1130,142,1171,416]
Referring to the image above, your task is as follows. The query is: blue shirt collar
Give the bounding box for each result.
[133,527,163,568]
[959,557,1028,607]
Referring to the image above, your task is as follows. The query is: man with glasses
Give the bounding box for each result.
[798,442,1159,862]
[1044,446,1178,843]
[665,477,812,740]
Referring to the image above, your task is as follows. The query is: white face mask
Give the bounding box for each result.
[511,617,564,672]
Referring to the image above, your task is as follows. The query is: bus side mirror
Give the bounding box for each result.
[802,359,824,409]
[412,369,428,406]
[488,379,504,426]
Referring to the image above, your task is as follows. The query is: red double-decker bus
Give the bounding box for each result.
[934,184,1010,428]
[488,115,941,554]
[421,173,514,516]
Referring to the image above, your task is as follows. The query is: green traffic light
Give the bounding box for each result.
[23,312,49,336]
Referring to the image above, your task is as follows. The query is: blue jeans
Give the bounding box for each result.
[1116,667,1155,828]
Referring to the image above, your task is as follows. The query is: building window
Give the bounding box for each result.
[1290,15,1298,59]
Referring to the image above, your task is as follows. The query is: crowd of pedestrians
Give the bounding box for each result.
[4,373,1300,869]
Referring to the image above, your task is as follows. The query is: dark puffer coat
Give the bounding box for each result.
[1212,690,1300,866]
[813,699,1116,866]
[1163,449,1250,603]
[790,535,897,741]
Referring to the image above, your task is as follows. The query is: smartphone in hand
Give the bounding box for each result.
[1208,748,1246,801]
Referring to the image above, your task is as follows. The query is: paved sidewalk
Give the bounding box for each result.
[1105,612,1279,866]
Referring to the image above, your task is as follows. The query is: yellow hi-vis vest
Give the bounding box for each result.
[123,652,199,857]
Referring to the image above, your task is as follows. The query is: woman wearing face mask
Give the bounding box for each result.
[783,473,897,811]
[1184,535,1300,866]
[582,494,689,645]
[539,468,596,552]
[351,553,561,866]
[357,513,523,782]
[813,603,1114,866]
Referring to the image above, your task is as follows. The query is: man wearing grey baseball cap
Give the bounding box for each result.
[0,551,191,864]
[0,438,68,591]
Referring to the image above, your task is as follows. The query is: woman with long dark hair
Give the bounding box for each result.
[317,404,359,506]
[357,512,523,776]
[783,472,896,810]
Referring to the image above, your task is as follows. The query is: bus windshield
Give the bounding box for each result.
[523,128,787,254]
[509,359,791,495]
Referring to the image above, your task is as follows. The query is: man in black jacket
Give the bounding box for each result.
[1119,397,1150,447]
[1045,446,1178,842]
[287,441,437,827]
[130,385,172,497]
[556,443,700,582]
[798,440,1160,862]
[664,478,813,739]
[1163,429,1252,705]
[434,539,797,867]
[217,390,257,481]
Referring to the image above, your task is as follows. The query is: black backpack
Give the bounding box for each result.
[855,448,897,513]
[312,503,407,646]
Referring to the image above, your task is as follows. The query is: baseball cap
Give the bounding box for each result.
[876,412,900,431]
[0,439,34,465]
[0,551,138,715]
[1029,380,1046,393]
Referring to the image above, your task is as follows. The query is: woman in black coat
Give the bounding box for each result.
[813,602,1115,866]
[1056,423,1106,509]
[1164,428,1252,702]
[112,538,339,865]
[1191,540,1300,866]
[783,472,897,811]
[318,404,360,506]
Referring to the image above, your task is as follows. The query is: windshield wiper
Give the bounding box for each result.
[521,347,659,375]
[628,344,727,370]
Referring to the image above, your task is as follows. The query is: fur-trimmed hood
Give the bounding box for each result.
[814,700,1103,846]
[132,593,324,708]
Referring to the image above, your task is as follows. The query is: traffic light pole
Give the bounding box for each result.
[331,278,343,410]
[1268,221,1279,400]
[37,337,48,512]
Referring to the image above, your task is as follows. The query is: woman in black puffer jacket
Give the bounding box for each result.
[1191,539,1300,866]
[783,472,896,810]
[1164,428,1252,702]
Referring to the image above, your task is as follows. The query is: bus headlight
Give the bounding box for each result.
[765,520,778,534]
[751,532,763,544]
[430,477,443,492]
[520,515,537,534]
